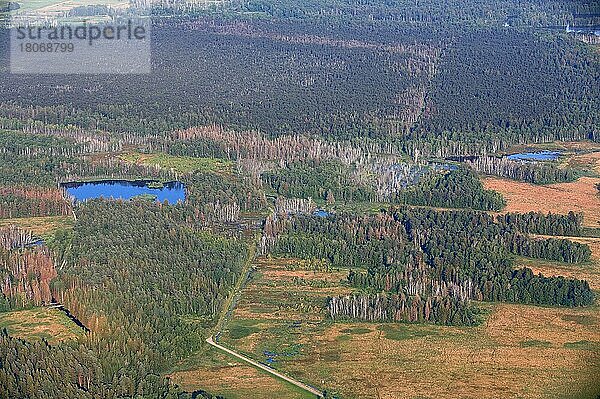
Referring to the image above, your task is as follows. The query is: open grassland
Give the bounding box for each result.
[119,152,233,175]
[0,307,83,344]
[484,176,600,228]
[167,343,316,399]
[232,258,352,322]
[0,215,73,238]
[211,257,600,399]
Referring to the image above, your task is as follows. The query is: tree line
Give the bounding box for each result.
[397,166,506,211]
[466,156,578,184]
[497,211,583,236]
[266,207,594,327]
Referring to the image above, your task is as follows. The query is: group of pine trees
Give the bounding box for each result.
[397,167,506,211]
[497,211,583,236]
[262,160,375,203]
[0,187,71,218]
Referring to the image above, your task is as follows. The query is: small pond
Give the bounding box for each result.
[506,151,561,161]
[61,180,186,204]
[313,209,331,217]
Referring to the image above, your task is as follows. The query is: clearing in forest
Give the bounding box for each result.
[484,176,600,228]
[119,152,233,175]
[563,151,600,176]
[0,307,84,344]
[169,258,350,398]
[206,257,600,399]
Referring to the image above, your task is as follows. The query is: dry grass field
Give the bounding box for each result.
[565,151,600,176]
[484,176,600,228]
[0,307,84,345]
[168,346,315,399]
[207,257,600,399]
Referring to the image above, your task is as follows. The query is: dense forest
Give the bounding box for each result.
[1,2,599,150]
[397,167,506,211]
[411,30,599,155]
[497,211,583,236]
[0,187,71,218]
[1,201,250,398]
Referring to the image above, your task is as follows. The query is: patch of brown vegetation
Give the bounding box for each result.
[272,304,600,399]
[167,348,313,399]
[565,151,600,176]
[486,303,599,346]
[0,215,73,237]
[484,177,600,227]
[170,364,284,397]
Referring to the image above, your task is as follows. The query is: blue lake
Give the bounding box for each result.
[26,239,45,248]
[506,151,561,161]
[62,180,186,204]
